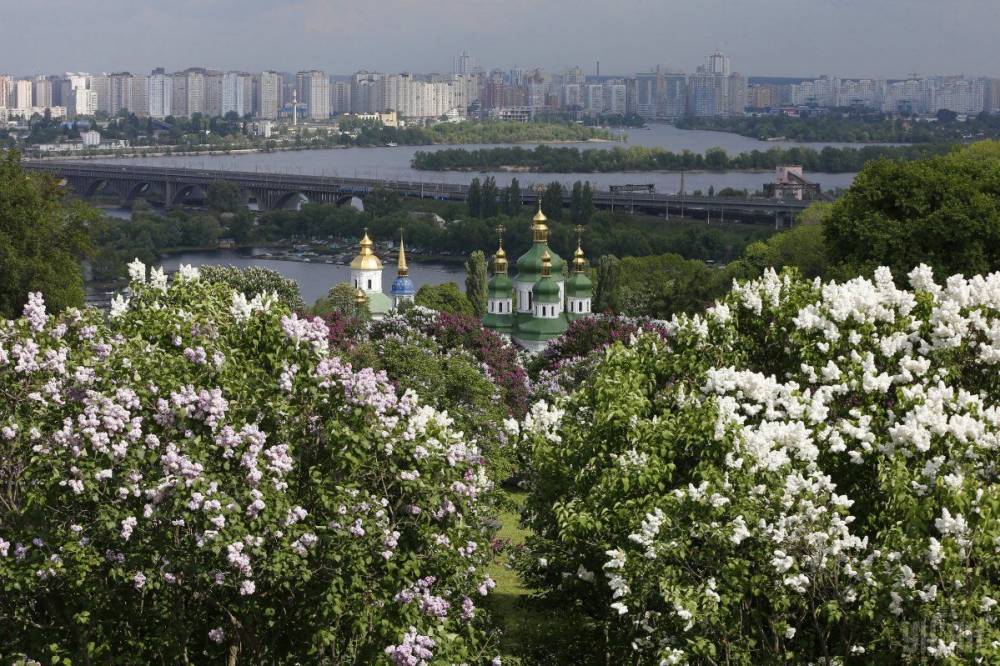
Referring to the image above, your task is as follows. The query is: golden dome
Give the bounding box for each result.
[494,247,508,274]
[541,249,552,278]
[572,225,587,273]
[532,200,548,224]
[355,288,367,305]
[350,230,383,270]
[532,201,549,244]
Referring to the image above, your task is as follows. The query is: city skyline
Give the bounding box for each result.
[2,0,999,79]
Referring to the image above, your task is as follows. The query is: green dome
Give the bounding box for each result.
[488,273,513,296]
[566,273,593,298]
[516,243,565,277]
[532,276,561,304]
[364,291,394,316]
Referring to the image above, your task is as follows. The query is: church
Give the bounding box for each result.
[349,229,415,319]
[482,203,593,352]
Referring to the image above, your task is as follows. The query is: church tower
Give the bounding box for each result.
[350,230,392,319]
[483,225,514,333]
[390,229,416,308]
[566,225,593,321]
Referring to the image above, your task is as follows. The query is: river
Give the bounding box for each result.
[86,249,466,308]
[91,123,864,194]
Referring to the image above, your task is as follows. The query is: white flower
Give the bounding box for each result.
[730,515,751,545]
[771,550,794,574]
[208,627,225,644]
[109,294,130,318]
[149,267,168,291]
[576,565,595,582]
[610,601,628,615]
[127,258,146,283]
[176,264,201,281]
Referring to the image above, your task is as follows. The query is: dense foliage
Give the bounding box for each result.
[826,141,1000,280]
[89,209,230,281]
[199,265,305,311]
[677,111,1000,143]
[345,308,525,481]
[0,264,502,664]
[0,151,94,318]
[520,265,1000,664]
[412,143,953,174]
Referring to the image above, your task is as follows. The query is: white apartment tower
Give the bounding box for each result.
[258,71,280,119]
[148,69,172,118]
[15,80,33,110]
[296,70,330,120]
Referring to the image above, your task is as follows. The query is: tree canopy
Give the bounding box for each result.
[0,151,94,317]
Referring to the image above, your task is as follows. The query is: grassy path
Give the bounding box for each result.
[484,492,602,665]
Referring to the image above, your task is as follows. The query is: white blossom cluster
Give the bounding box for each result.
[524,265,1000,664]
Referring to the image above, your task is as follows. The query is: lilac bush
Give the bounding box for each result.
[0,262,500,664]
[521,266,1000,664]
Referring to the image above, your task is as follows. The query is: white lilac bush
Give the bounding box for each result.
[0,262,499,664]
[520,266,1000,665]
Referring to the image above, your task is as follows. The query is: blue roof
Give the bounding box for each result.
[391,276,416,296]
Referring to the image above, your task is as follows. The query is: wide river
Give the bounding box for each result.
[93,123,865,194]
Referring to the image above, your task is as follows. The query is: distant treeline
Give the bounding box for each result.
[411,143,955,173]
[677,111,1000,143]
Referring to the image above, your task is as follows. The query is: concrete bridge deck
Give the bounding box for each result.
[22,160,812,224]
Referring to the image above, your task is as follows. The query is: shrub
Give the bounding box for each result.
[520,266,1000,664]
[0,263,499,664]
[199,265,304,311]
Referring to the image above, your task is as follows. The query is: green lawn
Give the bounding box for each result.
[484,492,603,666]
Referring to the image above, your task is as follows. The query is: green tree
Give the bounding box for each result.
[205,180,242,213]
[504,178,522,215]
[414,282,475,316]
[312,282,367,318]
[464,251,488,318]
[0,151,94,317]
[593,254,621,313]
[365,186,401,220]
[825,142,1000,279]
[542,182,564,221]
[570,181,584,225]
[580,181,594,225]
[467,178,482,218]
[480,177,499,219]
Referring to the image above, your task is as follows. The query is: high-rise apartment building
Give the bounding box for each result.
[728,73,747,115]
[708,51,731,77]
[454,51,474,76]
[221,71,251,117]
[257,71,280,119]
[687,70,719,117]
[171,68,206,117]
[108,72,135,115]
[0,76,12,108]
[32,77,53,108]
[603,82,627,114]
[203,71,224,118]
[350,71,381,112]
[296,70,330,120]
[330,80,351,114]
[15,79,33,110]
[148,68,172,118]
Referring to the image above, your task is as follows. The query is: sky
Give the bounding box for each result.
[2,0,998,79]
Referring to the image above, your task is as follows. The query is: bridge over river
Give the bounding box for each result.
[23,160,812,226]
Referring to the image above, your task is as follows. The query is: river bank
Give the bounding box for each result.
[86,247,466,309]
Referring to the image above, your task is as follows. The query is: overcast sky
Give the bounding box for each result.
[3,0,997,79]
